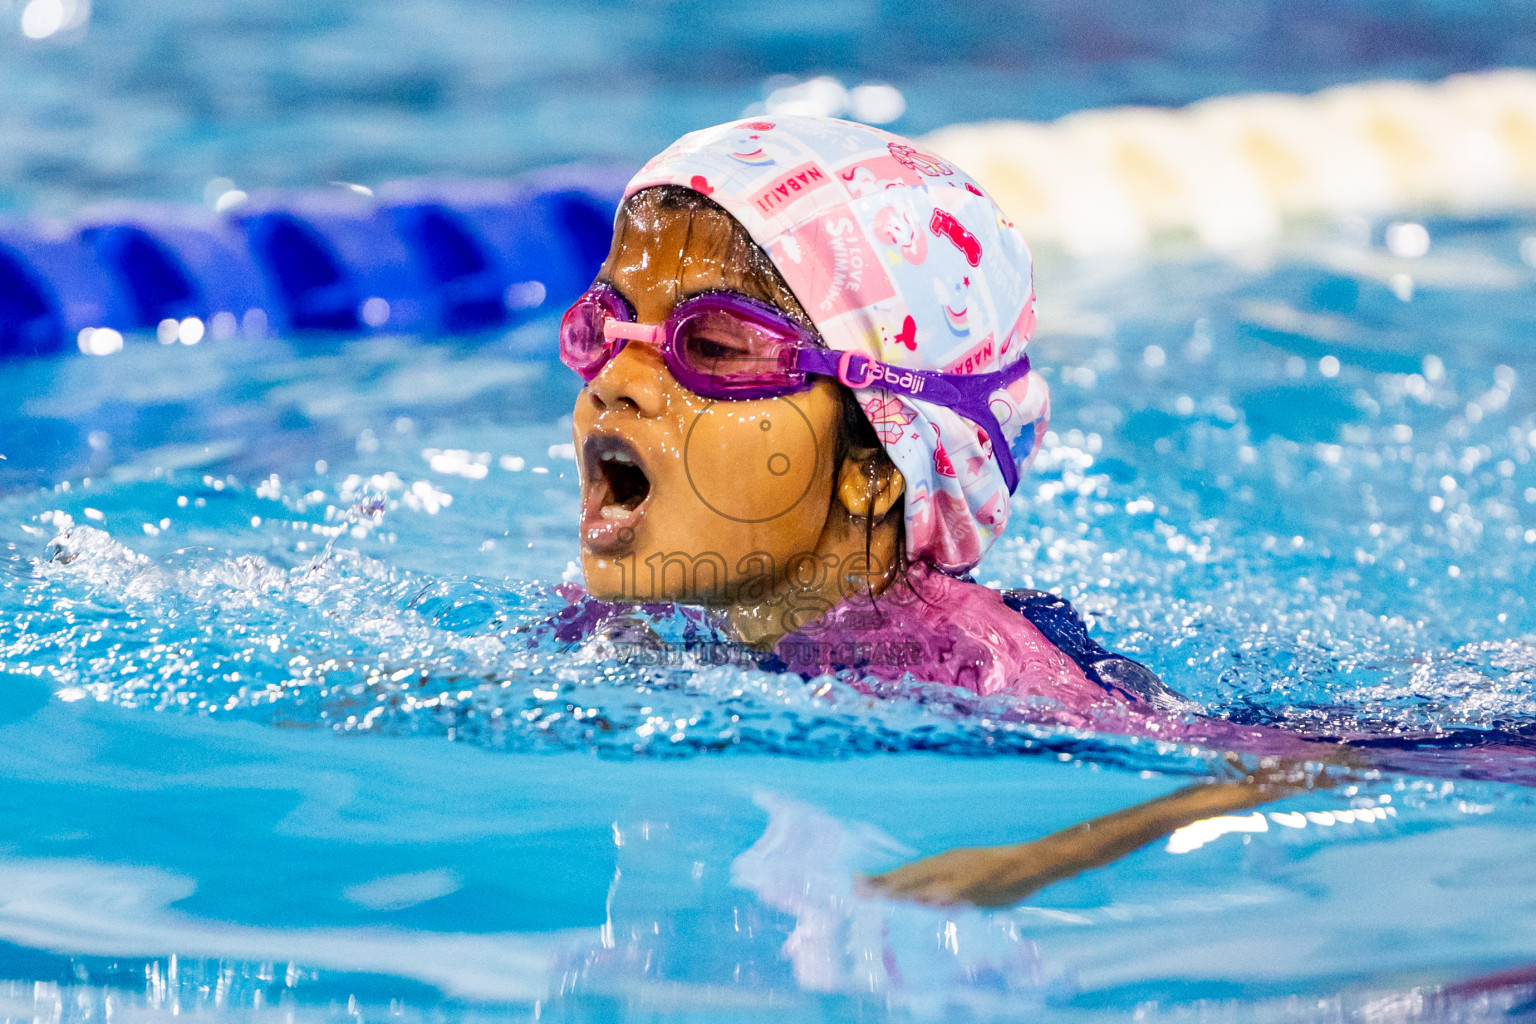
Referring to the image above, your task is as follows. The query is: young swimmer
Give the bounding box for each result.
[563,115,1179,715]
[555,116,1376,906]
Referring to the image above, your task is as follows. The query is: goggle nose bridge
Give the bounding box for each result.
[603,320,663,346]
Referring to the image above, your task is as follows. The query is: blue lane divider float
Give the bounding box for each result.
[236,190,435,335]
[383,167,624,335]
[0,220,133,358]
[0,165,629,360]
[80,203,283,340]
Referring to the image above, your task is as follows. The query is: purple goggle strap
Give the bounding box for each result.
[796,347,1035,494]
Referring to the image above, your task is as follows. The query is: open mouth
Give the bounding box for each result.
[580,433,653,554]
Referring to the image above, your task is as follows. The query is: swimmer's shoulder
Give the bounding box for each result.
[777,566,1105,707]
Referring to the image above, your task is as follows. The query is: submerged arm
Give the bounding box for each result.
[864,758,1334,908]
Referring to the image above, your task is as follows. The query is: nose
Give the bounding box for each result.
[583,338,670,417]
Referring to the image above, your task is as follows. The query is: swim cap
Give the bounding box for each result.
[624,116,1050,573]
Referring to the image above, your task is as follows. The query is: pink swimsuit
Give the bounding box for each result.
[771,562,1111,714]
[549,564,1150,718]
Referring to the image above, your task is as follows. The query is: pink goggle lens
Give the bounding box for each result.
[672,307,797,388]
[559,292,623,380]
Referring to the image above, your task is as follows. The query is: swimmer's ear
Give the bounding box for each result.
[835,447,905,521]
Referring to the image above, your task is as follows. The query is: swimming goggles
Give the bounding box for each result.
[559,284,1035,492]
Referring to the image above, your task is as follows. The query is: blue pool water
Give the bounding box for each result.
[6,2,1536,1021]
[5,216,1536,1021]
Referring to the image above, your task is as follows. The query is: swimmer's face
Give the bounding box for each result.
[571,196,844,605]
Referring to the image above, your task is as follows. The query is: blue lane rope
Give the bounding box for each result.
[0,165,630,359]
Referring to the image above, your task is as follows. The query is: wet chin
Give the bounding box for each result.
[579,552,630,601]
[581,530,738,605]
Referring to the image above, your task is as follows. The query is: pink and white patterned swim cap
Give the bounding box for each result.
[625,115,1051,574]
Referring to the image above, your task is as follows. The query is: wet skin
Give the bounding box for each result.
[864,757,1338,906]
[571,198,904,649]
